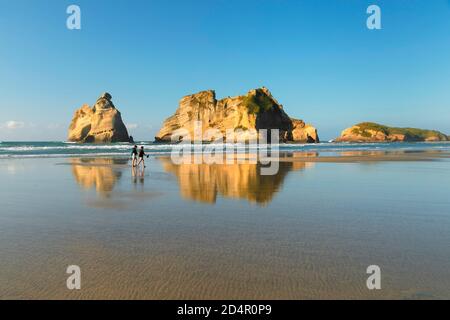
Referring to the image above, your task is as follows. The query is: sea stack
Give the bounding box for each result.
[335,122,449,142]
[155,87,319,143]
[68,93,132,143]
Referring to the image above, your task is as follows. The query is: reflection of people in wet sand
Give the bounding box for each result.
[132,164,146,186]
[132,165,137,182]
[137,146,149,169]
[139,169,145,184]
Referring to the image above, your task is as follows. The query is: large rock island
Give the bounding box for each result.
[155,88,319,143]
[335,122,449,142]
[68,93,133,143]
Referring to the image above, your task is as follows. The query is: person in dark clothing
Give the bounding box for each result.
[131,145,138,167]
[137,146,148,168]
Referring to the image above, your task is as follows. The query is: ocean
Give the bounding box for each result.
[1,141,450,158]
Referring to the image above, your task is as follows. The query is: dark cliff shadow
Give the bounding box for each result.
[255,107,292,144]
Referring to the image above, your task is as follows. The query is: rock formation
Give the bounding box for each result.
[335,122,449,142]
[155,88,319,143]
[68,93,132,143]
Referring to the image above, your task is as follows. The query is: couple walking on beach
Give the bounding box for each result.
[131,145,149,168]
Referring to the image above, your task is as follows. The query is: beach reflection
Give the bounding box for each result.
[158,155,314,205]
[70,158,128,197]
[69,155,314,206]
[68,150,446,203]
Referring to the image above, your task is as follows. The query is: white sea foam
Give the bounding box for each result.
[0,141,449,158]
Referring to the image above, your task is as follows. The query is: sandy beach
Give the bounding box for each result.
[1,150,450,299]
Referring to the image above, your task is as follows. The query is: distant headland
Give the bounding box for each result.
[334,122,449,143]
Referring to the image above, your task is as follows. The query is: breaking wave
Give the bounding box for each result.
[0,141,449,159]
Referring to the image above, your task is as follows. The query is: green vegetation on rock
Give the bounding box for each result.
[242,92,276,114]
[354,122,448,141]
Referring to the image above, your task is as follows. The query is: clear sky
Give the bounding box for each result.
[1,0,449,141]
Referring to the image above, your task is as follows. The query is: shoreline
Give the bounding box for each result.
[2,149,450,163]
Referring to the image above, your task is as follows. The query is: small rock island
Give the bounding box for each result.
[68,93,133,143]
[335,122,449,142]
[155,87,319,143]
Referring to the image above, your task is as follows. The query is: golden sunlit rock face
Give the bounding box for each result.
[68,93,132,143]
[159,157,314,205]
[155,88,319,143]
[70,158,125,196]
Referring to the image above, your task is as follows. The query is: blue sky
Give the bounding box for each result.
[0,0,449,141]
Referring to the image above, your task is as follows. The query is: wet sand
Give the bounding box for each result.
[276,150,450,163]
[1,151,450,299]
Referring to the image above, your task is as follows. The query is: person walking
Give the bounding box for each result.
[131,145,138,167]
[137,146,148,168]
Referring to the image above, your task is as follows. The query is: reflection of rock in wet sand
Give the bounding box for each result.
[159,157,314,205]
[70,158,127,197]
